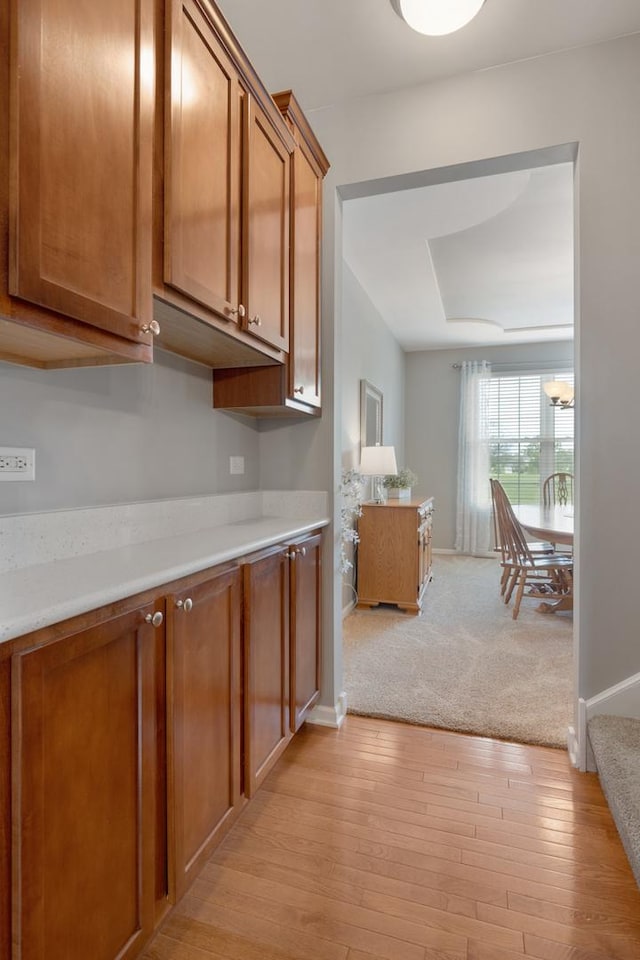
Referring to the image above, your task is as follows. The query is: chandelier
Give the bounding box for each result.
[543,380,575,410]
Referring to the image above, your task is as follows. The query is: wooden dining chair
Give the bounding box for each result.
[543,472,574,508]
[491,479,573,619]
[489,479,553,597]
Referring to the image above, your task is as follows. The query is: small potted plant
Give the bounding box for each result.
[383,467,418,500]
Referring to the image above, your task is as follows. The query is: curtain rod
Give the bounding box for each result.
[451,360,573,369]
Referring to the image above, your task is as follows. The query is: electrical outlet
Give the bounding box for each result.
[229,456,245,475]
[0,446,35,481]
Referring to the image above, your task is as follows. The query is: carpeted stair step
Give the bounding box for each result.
[587,714,640,887]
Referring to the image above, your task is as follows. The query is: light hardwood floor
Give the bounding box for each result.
[143,716,640,960]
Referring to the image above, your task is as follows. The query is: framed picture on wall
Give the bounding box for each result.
[360,379,383,451]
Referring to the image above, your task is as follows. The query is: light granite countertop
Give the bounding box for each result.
[0,491,329,645]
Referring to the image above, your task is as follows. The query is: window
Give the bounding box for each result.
[483,371,574,505]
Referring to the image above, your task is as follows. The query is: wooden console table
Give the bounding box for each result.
[356,496,434,614]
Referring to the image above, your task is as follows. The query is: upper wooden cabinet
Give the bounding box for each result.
[212,91,329,417]
[244,96,290,352]
[275,91,329,409]
[155,0,293,368]
[0,0,326,375]
[163,0,242,320]
[0,0,155,368]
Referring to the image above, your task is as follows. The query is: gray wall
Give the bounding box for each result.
[340,263,406,609]
[341,263,405,471]
[308,32,640,711]
[405,342,574,551]
[0,349,260,515]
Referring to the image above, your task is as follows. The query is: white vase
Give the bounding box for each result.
[386,487,411,499]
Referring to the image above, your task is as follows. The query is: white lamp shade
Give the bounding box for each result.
[359,445,398,476]
[543,380,574,403]
[392,0,485,36]
[543,380,563,400]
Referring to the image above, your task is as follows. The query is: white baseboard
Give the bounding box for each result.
[567,724,580,769]
[433,548,456,555]
[306,691,347,729]
[570,672,640,771]
[342,598,357,618]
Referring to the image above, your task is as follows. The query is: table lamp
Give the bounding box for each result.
[359,445,398,503]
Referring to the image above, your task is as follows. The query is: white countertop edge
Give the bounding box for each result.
[0,514,330,646]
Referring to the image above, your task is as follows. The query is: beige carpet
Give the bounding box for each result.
[343,554,573,748]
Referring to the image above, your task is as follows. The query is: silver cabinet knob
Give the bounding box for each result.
[144,611,164,628]
[229,304,246,319]
[141,319,160,336]
[286,546,307,560]
[248,315,262,327]
[176,597,193,612]
[294,385,305,395]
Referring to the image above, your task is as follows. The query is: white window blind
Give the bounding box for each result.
[482,370,574,505]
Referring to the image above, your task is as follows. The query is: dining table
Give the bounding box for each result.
[514,503,574,613]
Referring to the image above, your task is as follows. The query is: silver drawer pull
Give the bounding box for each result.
[176,597,193,612]
[294,385,305,395]
[144,611,164,628]
[141,319,160,336]
[229,304,246,319]
[248,314,262,327]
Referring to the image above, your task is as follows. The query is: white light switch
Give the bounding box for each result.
[229,456,245,475]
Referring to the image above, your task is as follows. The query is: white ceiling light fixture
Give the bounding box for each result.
[391,0,486,36]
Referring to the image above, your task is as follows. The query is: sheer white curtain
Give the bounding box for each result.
[455,360,492,556]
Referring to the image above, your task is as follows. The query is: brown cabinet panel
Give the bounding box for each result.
[213,92,328,415]
[164,0,241,316]
[11,604,157,960]
[243,546,291,796]
[244,98,291,352]
[166,566,242,901]
[8,0,154,347]
[288,144,322,406]
[357,498,435,614]
[290,533,322,733]
[0,658,10,960]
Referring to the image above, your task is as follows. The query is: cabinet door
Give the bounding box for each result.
[11,604,158,960]
[164,0,242,319]
[290,533,322,732]
[166,567,242,901]
[9,0,154,344]
[244,97,291,352]
[243,546,290,797]
[288,142,322,408]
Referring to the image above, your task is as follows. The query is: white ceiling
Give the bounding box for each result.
[343,163,575,351]
[217,0,640,350]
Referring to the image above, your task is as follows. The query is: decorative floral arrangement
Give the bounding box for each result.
[383,467,418,489]
[339,468,363,575]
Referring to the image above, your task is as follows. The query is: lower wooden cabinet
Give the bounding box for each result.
[243,531,323,794]
[290,532,322,732]
[243,545,291,797]
[2,527,323,960]
[11,603,160,960]
[166,565,242,902]
[357,497,434,614]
